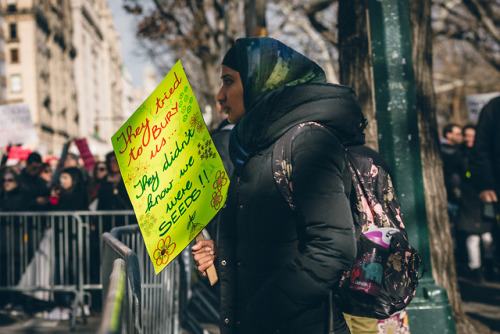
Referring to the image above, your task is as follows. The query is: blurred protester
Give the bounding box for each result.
[462,124,476,149]
[88,161,107,210]
[96,151,132,210]
[63,153,79,169]
[19,152,50,211]
[470,96,500,280]
[63,153,90,189]
[440,123,465,236]
[45,155,59,172]
[206,103,234,241]
[456,125,495,280]
[212,102,235,180]
[39,162,53,185]
[49,167,88,211]
[0,167,27,211]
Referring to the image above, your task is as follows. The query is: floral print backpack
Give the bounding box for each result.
[272,122,422,320]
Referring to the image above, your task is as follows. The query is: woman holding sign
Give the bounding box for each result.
[193,37,366,334]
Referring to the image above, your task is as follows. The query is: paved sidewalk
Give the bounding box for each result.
[1,276,498,334]
[0,312,101,333]
[458,276,500,333]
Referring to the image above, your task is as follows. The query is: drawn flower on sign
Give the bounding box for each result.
[196,122,204,133]
[153,236,176,267]
[190,115,199,128]
[211,190,223,210]
[138,213,157,237]
[198,139,216,160]
[125,161,150,184]
[213,170,228,190]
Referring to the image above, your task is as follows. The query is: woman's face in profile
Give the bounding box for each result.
[216,65,246,124]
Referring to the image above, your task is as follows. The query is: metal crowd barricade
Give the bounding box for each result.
[0,210,136,331]
[101,224,181,334]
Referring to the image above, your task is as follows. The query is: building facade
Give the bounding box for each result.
[1,0,133,159]
[2,0,78,154]
[70,0,128,158]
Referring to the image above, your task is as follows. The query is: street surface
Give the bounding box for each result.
[0,276,498,333]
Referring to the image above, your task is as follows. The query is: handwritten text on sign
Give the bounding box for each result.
[111,60,229,274]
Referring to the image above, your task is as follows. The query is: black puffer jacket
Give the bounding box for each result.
[217,83,365,334]
[470,96,500,195]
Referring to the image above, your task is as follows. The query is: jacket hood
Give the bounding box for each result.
[234,83,367,152]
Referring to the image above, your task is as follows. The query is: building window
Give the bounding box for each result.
[9,23,17,40]
[10,74,21,93]
[10,49,19,63]
[6,0,17,12]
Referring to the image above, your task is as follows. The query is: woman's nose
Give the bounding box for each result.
[216,88,225,103]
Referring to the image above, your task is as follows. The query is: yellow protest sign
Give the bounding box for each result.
[111,60,230,274]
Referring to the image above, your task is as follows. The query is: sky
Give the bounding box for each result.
[107,1,148,88]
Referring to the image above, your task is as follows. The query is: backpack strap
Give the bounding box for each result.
[272,121,351,211]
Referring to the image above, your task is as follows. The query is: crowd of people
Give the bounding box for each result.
[440,112,500,282]
[0,150,132,213]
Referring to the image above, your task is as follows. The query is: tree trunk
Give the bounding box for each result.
[408,1,488,333]
[338,0,491,333]
[337,0,378,151]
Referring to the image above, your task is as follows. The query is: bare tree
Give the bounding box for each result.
[337,1,492,333]
[432,0,500,127]
[433,0,500,72]
[267,0,339,83]
[122,0,244,128]
[337,0,377,150]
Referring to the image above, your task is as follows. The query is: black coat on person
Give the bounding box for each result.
[50,167,89,211]
[470,96,500,196]
[0,187,28,212]
[216,37,365,334]
[96,176,132,210]
[19,170,50,211]
[457,145,494,234]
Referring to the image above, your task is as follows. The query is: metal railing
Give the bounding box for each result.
[0,211,216,333]
[99,258,128,334]
[101,225,181,334]
[0,211,136,330]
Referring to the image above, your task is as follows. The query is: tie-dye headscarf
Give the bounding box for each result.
[223,38,328,167]
[222,37,326,111]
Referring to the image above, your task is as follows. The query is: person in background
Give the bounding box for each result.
[455,124,495,280]
[63,153,80,169]
[470,96,500,280]
[88,161,108,210]
[49,167,88,211]
[440,123,465,244]
[96,151,132,210]
[19,152,50,211]
[39,162,53,185]
[45,155,59,173]
[0,167,27,212]
[63,153,90,192]
[206,102,235,241]
[192,37,364,334]
[462,124,476,149]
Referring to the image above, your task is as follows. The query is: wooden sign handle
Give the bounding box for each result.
[195,232,218,286]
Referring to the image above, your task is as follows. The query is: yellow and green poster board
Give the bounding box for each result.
[111,60,229,274]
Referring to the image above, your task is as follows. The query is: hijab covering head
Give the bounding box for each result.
[223,38,329,172]
[222,37,326,111]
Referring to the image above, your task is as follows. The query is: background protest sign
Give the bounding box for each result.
[111,60,229,274]
[74,138,96,172]
[466,92,500,123]
[0,103,38,147]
